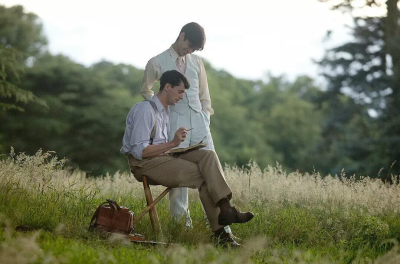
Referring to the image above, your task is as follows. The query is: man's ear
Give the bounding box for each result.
[165,83,171,91]
[179,32,185,41]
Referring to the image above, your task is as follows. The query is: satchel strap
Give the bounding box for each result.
[106,199,120,210]
[147,100,158,145]
[88,199,121,229]
[89,201,108,229]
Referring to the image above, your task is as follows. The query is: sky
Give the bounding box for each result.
[2,0,361,82]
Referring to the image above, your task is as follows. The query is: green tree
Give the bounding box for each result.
[0,54,140,175]
[0,4,47,112]
[0,5,48,152]
[0,46,45,112]
[249,75,323,172]
[318,0,400,176]
[205,63,278,169]
[0,5,47,58]
[206,64,324,173]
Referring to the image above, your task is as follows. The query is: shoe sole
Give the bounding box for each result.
[218,214,254,226]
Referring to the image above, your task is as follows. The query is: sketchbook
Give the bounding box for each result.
[170,143,207,154]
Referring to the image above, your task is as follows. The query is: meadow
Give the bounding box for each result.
[1,149,400,263]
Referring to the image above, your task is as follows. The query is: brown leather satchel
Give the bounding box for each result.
[89,199,134,235]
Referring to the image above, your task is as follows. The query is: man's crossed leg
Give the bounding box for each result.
[128,149,254,246]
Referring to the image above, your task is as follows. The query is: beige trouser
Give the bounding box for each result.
[128,149,232,231]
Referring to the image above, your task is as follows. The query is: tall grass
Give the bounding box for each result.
[1,149,400,263]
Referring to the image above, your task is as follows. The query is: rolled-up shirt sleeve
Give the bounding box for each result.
[122,104,154,160]
[140,57,161,100]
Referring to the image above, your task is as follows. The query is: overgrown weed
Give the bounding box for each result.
[1,149,400,263]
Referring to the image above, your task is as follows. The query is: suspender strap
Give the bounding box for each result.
[147,100,158,145]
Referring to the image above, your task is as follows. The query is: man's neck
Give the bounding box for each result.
[156,93,168,108]
[172,42,179,56]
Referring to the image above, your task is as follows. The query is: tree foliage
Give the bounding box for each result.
[0,5,47,112]
[317,0,400,176]
[0,5,47,58]
[0,46,45,111]
[0,53,144,174]
[2,3,399,177]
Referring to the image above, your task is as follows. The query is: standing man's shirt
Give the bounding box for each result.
[140,46,214,117]
[120,95,169,160]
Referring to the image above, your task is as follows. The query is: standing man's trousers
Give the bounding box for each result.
[128,149,230,231]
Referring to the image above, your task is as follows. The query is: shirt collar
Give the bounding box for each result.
[169,45,185,63]
[151,95,168,113]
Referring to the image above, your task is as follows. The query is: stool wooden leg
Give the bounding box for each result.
[133,187,170,226]
[143,176,162,233]
[133,188,171,224]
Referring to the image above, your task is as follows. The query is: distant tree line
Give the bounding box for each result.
[0,4,398,178]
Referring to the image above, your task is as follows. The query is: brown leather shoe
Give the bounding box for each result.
[218,206,254,226]
[213,228,241,248]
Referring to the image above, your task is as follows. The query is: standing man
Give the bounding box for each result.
[140,22,215,227]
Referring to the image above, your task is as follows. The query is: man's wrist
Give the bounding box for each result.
[202,109,210,118]
[168,141,179,148]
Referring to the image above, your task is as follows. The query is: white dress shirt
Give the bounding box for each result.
[120,95,169,160]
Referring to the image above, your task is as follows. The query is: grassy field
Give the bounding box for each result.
[1,149,400,263]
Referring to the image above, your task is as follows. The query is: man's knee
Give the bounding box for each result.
[200,149,215,156]
[203,149,218,160]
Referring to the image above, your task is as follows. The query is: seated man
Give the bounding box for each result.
[120,70,254,247]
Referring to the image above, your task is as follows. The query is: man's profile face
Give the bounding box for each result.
[166,81,186,105]
[177,33,195,56]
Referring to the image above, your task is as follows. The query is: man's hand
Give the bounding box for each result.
[172,127,187,147]
[142,127,189,159]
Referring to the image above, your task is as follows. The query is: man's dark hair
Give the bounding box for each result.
[159,70,190,91]
[179,22,206,51]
